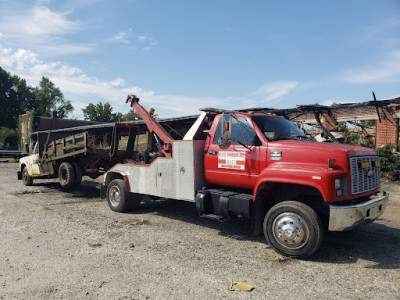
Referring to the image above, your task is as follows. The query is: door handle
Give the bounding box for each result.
[208,150,217,155]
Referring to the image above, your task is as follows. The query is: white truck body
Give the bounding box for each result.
[103,140,206,202]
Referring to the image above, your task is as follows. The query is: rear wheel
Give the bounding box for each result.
[107,179,143,212]
[71,162,83,186]
[22,166,33,186]
[263,201,323,258]
[59,162,75,188]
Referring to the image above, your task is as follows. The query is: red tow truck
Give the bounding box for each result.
[100,95,388,258]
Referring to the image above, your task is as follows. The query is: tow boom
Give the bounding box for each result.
[125,95,174,157]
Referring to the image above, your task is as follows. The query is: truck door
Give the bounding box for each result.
[204,114,267,190]
[29,143,41,176]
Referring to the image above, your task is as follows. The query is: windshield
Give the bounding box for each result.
[251,115,308,142]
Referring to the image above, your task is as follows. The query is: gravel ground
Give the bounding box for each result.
[0,160,399,300]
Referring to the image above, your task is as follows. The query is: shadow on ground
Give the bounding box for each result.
[29,181,400,269]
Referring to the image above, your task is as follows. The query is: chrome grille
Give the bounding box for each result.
[350,156,380,195]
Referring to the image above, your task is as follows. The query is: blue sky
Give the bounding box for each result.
[0,0,399,119]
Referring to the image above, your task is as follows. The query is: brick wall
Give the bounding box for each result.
[375,107,399,147]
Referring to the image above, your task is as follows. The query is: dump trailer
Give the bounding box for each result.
[98,95,389,258]
[17,122,141,187]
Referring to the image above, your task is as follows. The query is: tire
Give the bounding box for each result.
[58,162,75,188]
[71,162,83,186]
[107,179,143,212]
[22,166,33,186]
[137,151,149,164]
[263,201,323,258]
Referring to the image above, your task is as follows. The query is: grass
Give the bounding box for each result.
[15,189,51,196]
[266,252,295,263]
[83,177,101,184]
[51,198,105,205]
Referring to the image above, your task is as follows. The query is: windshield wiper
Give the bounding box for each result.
[271,135,307,141]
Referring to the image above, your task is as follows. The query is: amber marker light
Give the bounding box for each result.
[359,161,370,169]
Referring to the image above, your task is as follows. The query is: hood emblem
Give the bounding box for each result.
[367,170,374,177]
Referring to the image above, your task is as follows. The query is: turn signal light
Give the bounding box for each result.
[373,160,381,167]
[359,161,370,169]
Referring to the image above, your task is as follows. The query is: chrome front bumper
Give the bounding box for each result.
[328,192,389,231]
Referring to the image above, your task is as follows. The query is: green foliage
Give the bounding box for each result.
[337,122,347,132]
[82,101,142,122]
[361,136,374,148]
[35,77,73,118]
[347,132,360,146]
[82,102,119,122]
[376,144,400,173]
[0,127,18,149]
[360,119,375,128]
[0,67,36,129]
[119,110,142,121]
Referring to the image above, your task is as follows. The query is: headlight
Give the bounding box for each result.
[335,179,341,190]
[335,177,347,197]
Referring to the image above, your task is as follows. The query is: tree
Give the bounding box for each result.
[82,102,119,122]
[119,110,142,121]
[35,77,73,118]
[0,127,18,149]
[0,67,36,129]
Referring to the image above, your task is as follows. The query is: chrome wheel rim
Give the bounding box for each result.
[272,212,309,249]
[109,186,121,207]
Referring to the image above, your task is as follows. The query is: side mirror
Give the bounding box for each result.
[218,114,231,149]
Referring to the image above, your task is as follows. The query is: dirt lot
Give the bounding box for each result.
[0,161,399,300]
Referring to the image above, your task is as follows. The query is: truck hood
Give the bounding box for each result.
[267,140,377,169]
[270,140,377,157]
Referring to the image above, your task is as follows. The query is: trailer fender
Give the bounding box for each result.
[101,171,130,198]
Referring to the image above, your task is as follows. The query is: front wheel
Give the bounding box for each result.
[107,179,143,212]
[22,166,33,186]
[263,201,323,258]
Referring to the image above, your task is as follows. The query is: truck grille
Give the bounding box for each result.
[350,156,380,195]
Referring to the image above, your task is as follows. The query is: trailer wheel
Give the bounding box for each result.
[59,162,75,188]
[263,201,323,258]
[107,179,142,212]
[71,162,83,186]
[22,166,33,186]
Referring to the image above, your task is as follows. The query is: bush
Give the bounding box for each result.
[0,127,18,149]
[376,144,400,176]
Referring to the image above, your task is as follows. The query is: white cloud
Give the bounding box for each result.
[321,99,354,106]
[364,19,400,39]
[136,34,157,50]
[0,45,231,118]
[0,5,91,55]
[1,6,80,38]
[108,30,157,51]
[253,81,300,103]
[342,51,400,84]
[109,28,133,44]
